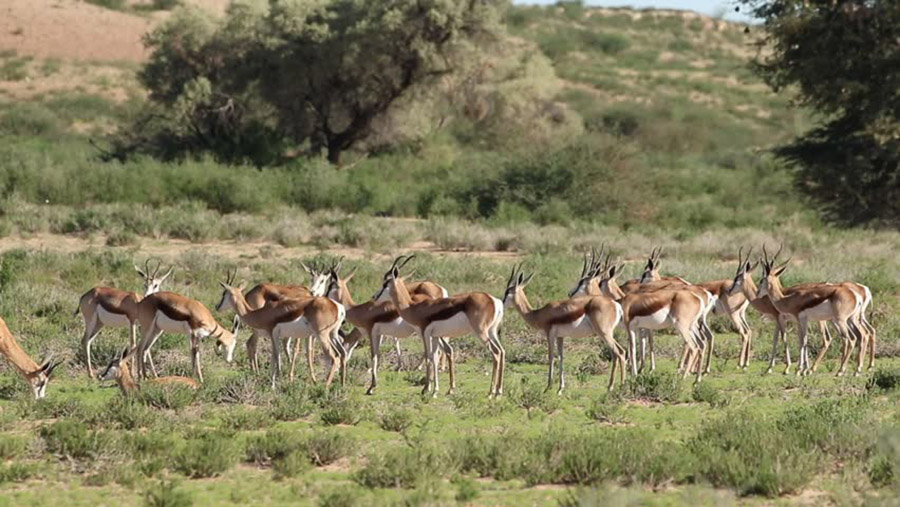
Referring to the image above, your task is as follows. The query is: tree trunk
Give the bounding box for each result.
[327,142,342,166]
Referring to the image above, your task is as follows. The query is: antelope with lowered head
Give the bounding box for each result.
[134,291,237,383]
[0,316,63,399]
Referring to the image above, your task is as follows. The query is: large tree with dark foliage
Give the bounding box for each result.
[739,0,899,226]
[133,0,503,165]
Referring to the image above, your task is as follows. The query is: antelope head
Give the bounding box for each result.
[727,246,759,296]
[757,243,791,299]
[374,254,415,302]
[301,260,331,298]
[638,246,663,283]
[216,268,246,313]
[135,259,174,297]
[503,264,535,308]
[29,354,63,399]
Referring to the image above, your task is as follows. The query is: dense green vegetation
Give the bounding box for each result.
[0,3,816,229]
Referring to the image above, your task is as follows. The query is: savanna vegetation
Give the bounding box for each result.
[0,0,897,504]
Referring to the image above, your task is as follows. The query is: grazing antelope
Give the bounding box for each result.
[216,271,346,389]
[0,317,62,399]
[216,261,330,373]
[134,292,237,383]
[750,245,863,376]
[75,259,173,378]
[384,256,505,398]
[326,259,451,395]
[503,265,625,392]
[100,347,199,396]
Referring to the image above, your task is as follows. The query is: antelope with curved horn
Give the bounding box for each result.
[100,347,199,396]
[215,260,330,373]
[503,264,625,392]
[0,317,63,399]
[216,270,346,389]
[570,247,713,377]
[327,258,451,395]
[134,292,237,383]
[384,256,505,398]
[75,259,174,377]
[750,244,863,376]
[636,247,690,285]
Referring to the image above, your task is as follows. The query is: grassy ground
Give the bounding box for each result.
[0,229,896,505]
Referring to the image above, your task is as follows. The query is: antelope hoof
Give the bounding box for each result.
[365,386,376,395]
[447,388,455,395]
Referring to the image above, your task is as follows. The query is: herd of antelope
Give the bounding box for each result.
[0,245,877,400]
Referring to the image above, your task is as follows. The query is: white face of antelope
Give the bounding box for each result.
[568,276,592,298]
[99,357,122,382]
[30,358,60,399]
[214,329,237,363]
[136,262,173,297]
[309,272,330,298]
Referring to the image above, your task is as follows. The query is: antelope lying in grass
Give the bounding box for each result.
[0,317,62,399]
[503,265,625,392]
[75,259,173,378]
[217,272,346,389]
[327,257,450,395]
[134,292,237,383]
[216,261,330,373]
[100,347,199,396]
[384,256,505,398]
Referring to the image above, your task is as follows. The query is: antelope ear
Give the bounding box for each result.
[773,262,790,277]
[345,267,357,282]
[160,267,174,282]
[391,267,399,279]
[134,265,147,278]
[219,281,229,289]
[238,281,246,291]
[516,273,524,285]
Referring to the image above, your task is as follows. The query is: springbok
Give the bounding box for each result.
[134,292,237,383]
[570,249,712,376]
[100,347,199,396]
[635,247,690,284]
[326,260,450,395]
[384,256,505,398]
[0,317,62,399]
[216,272,346,389]
[75,259,173,377]
[750,245,863,376]
[370,257,451,372]
[503,265,625,392]
[216,261,330,373]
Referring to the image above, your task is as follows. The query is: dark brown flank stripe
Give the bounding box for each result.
[157,301,204,329]
[98,297,129,316]
[545,307,585,326]
[371,310,401,324]
[420,301,469,324]
[629,296,670,318]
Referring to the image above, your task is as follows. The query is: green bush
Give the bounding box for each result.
[692,411,821,496]
[245,429,306,466]
[105,397,160,429]
[586,396,627,424]
[320,398,361,426]
[144,480,193,507]
[319,487,365,507]
[0,435,27,459]
[306,431,354,466]
[354,443,458,489]
[691,383,729,408]
[219,408,274,431]
[174,433,239,478]
[379,407,415,433]
[273,451,311,480]
[616,370,684,403]
[868,368,900,391]
[268,384,315,421]
[40,420,113,460]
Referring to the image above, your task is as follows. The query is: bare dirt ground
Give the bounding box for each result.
[0,0,229,63]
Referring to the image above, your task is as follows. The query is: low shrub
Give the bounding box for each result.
[144,480,193,507]
[616,370,684,403]
[586,396,628,424]
[40,420,113,460]
[174,433,239,478]
[510,376,560,416]
[867,368,900,391]
[320,396,361,426]
[219,407,274,431]
[0,435,28,459]
[354,443,458,489]
[268,384,315,421]
[104,397,160,429]
[319,486,365,507]
[272,451,311,480]
[245,429,306,466]
[380,407,415,433]
[692,411,821,496]
[306,430,354,466]
[691,383,729,408]
[0,463,36,484]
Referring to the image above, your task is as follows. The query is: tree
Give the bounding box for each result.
[738,0,899,226]
[135,0,504,165]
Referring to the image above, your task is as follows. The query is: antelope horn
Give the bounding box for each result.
[397,255,415,271]
[762,243,769,267]
[772,243,784,263]
[333,256,345,274]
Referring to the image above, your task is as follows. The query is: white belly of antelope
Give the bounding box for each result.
[97,306,130,327]
[155,312,193,334]
[424,312,472,339]
[554,314,594,339]
[375,318,416,339]
[632,307,673,330]
[801,301,835,322]
[274,316,314,339]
